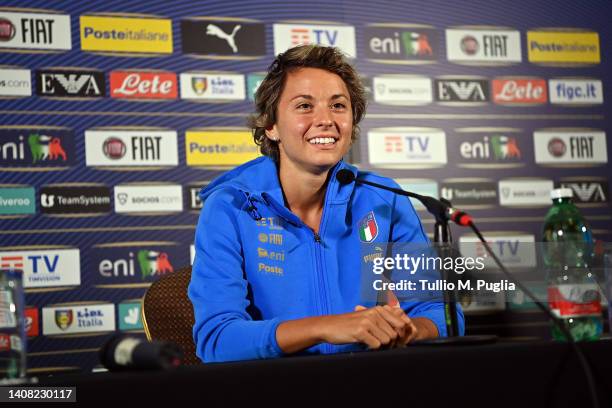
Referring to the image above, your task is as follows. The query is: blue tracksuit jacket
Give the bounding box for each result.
[188,156,465,363]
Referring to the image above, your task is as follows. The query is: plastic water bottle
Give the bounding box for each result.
[0,269,27,380]
[542,188,602,341]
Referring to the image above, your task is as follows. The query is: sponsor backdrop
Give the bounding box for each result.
[0,0,610,372]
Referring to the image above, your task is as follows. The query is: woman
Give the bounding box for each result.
[188,45,464,363]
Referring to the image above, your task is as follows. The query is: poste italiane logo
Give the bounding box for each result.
[80,15,173,54]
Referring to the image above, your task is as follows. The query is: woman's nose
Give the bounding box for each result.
[314,107,333,127]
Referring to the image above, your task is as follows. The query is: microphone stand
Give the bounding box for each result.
[419,197,496,344]
[342,175,495,344]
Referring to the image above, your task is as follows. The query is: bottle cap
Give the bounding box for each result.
[550,188,573,200]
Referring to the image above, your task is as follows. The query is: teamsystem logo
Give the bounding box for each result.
[527,30,600,64]
[273,22,356,57]
[0,11,71,51]
[80,15,172,54]
[440,180,498,207]
[364,24,437,63]
[0,128,74,168]
[36,68,105,98]
[181,18,266,58]
[180,72,246,101]
[42,304,115,335]
[446,27,521,64]
[0,68,32,96]
[39,185,111,215]
[185,130,260,167]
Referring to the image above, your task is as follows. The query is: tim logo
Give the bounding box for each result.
[138,250,174,279]
[384,136,403,153]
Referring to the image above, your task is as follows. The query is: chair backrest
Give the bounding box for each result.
[141,265,201,365]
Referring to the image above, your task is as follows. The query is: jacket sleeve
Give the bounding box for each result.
[388,182,466,337]
[188,189,284,363]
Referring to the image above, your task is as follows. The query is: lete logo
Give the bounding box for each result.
[110,71,177,99]
[493,78,547,105]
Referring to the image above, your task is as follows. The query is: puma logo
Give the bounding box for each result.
[206,24,241,53]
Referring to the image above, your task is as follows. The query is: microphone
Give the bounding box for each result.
[99,335,183,371]
[337,168,601,408]
[336,169,472,226]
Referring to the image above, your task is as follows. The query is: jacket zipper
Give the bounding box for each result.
[312,183,335,354]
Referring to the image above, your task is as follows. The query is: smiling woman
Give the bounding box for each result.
[188,45,464,363]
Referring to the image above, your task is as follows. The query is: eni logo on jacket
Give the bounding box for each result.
[358,211,379,242]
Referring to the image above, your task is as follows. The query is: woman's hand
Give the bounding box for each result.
[276,305,439,354]
[315,305,419,349]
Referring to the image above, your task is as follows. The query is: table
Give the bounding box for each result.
[39,339,612,407]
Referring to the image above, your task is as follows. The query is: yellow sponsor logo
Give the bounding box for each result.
[185,130,260,166]
[527,31,600,63]
[80,16,173,54]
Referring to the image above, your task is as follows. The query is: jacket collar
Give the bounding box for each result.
[200,156,358,223]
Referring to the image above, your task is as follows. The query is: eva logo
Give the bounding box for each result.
[36,69,105,98]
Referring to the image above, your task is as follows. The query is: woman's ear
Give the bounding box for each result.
[265,125,279,142]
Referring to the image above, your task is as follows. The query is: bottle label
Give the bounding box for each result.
[0,289,17,328]
[548,284,602,318]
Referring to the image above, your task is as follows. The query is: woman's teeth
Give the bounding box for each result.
[309,137,336,145]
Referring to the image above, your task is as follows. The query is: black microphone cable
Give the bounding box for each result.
[337,169,600,408]
[468,221,600,408]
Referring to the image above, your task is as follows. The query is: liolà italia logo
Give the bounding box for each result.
[80,14,173,55]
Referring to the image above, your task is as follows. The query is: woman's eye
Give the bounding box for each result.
[297,103,311,109]
[332,103,346,109]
